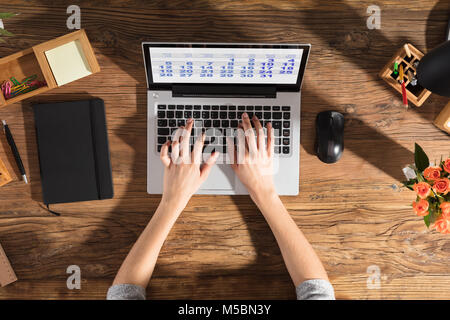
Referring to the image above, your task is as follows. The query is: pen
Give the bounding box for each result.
[1,120,28,184]
[399,65,408,109]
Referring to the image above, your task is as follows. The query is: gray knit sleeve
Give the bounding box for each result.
[107,284,146,300]
[296,279,335,300]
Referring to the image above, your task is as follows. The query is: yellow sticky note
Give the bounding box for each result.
[45,40,92,86]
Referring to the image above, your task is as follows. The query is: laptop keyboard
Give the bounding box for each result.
[156,104,291,155]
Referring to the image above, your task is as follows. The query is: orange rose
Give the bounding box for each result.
[440,202,450,218]
[413,182,431,199]
[412,199,429,216]
[432,178,450,195]
[443,159,450,174]
[423,166,442,181]
[432,216,450,234]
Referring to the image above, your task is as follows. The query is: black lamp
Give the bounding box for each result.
[417,19,450,97]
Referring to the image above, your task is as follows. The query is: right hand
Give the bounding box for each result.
[228,113,276,201]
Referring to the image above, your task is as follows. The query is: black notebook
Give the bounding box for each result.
[33,98,113,205]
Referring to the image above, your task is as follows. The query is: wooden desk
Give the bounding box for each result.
[0,0,449,299]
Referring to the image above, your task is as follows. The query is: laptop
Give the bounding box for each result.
[142,43,310,195]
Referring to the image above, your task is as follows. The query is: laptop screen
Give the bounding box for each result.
[142,43,310,90]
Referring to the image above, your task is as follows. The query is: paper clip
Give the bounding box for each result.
[1,81,12,99]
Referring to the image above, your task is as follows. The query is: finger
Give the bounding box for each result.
[180,119,193,160]
[267,122,275,158]
[236,127,247,164]
[160,141,171,167]
[171,140,180,163]
[242,113,257,156]
[201,151,220,180]
[252,116,265,155]
[226,136,237,168]
[193,133,205,164]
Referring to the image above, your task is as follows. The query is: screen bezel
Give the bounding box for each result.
[142,43,310,92]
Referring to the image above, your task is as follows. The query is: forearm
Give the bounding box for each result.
[112,200,182,287]
[251,192,329,287]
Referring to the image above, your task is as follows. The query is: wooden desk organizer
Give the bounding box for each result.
[0,156,12,187]
[0,29,100,107]
[379,43,431,107]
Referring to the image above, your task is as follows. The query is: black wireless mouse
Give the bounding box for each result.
[315,111,345,164]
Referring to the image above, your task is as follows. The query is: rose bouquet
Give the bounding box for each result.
[402,143,450,234]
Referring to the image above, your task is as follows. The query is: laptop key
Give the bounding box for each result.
[283,138,290,145]
[169,119,177,127]
[176,105,184,110]
[176,111,183,118]
[255,106,262,110]
[203,105,211,110]
[283,121,290,128]
[202,111,210,118]
[211,111,219,119]
[229,112,236,119]
[158,119,167,127]
[184,111,192,118]
[264,112,271,119]
[246,106,254,111]
[158,105,166,110]
[220,112,227,119]
[177,120,185,127]
[273,112,282,119]
[204,120,212,127]
[157,111,165,118]
[193,111,201,119]
[167,111,174,118]
[273,121,282,129]
[255,112,262,119]
[282,106,290,111]
[283,146,290,154]
[238,106,246,110]
[222,120,230,127]
[283,112,291,120]
[231,120,238,127]
[273,106,280,111]
[229,105,236,110]
[220,105,227,111]
[158,128,169,135]
[264,106,271,111]
[212,105,220,110]
[194,105,201,110]
[247,112,254,119]
[158,136,167,144]
[213,120,221,127]
[185,105,193,110]
[168,104,176,109]
[237,112,244,118]
[275,138,281,145]
[283,129,290,137]
[157,145,162,152]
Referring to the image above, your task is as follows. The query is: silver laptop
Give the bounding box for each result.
[142,43,310,195]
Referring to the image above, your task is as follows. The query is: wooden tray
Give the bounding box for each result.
[379,43,431,107]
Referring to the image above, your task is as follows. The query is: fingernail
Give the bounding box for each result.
[187,118,193,123]
[243,113,248,118]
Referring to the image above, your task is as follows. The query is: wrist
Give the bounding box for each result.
[159,197,186,217]
[250,187,279,209]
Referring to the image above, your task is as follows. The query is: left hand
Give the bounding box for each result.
[160,118,220,212]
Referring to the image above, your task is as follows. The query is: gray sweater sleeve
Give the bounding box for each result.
[107,279,335,300]
[107,284,146,300]
[295,279,335,300]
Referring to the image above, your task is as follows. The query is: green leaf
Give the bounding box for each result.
[0,28,13,37]
[0,13,18,19]
[402,179,416,190]
[424,214,431,228]
[414,143,430,172]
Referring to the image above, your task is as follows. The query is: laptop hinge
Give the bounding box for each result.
[172,85,276,98]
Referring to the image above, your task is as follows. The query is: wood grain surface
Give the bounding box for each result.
[0,0,449,300]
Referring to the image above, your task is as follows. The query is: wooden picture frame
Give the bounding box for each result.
[0,29,100,108]
[379,43,432,107]
[434,102,450,134]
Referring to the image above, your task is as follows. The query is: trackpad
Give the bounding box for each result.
[200,164,235,190]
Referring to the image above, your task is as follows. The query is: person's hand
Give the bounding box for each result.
[160,118,220,212]
[228,113,276,202]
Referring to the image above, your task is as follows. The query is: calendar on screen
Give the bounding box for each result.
[149,47,303,84]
